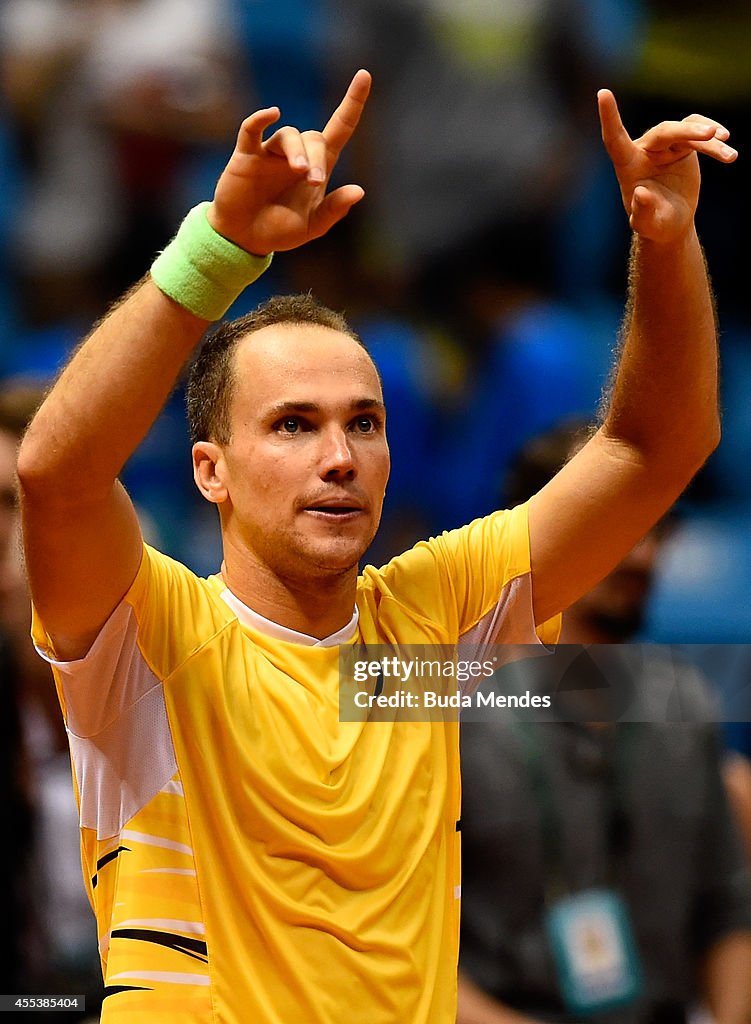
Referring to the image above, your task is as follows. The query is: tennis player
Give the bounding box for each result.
[18,70,735,1023]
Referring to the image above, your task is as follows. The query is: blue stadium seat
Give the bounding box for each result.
[645,510,751,643]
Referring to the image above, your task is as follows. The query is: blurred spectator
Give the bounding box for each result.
[663,650,751,868]
[622,0,751,320]
[1,0,245,326]
[0,384,69,751]
[616,2,751,510]
[328,0,642,300]
[458,421,751,1024]
[0,393,33,991]
[327,1,644,530]
[418,245,616,529]
[0,0,251,574]
[0,383,100,1013]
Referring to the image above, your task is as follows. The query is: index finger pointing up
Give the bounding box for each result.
[598,88,633,166]
[322,69,372,160]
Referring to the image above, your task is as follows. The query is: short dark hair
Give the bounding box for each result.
[0,384,46,439]
[186,294,371,444]
[503,419,594,507]
[505,418,677,541]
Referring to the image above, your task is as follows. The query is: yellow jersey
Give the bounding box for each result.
[33,503,557,1023]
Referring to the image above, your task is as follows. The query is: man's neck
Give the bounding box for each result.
[220,554,359,640]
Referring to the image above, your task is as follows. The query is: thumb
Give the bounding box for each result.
[628,184,655,229]
[309,184,365,239]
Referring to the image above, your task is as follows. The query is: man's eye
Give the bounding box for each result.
[278,418,300,434]
[354,417,375,433]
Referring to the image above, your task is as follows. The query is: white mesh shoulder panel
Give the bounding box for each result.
[36,600,176,840]
[459,573,549,693]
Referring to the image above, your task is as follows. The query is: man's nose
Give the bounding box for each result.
[319,427,356,479]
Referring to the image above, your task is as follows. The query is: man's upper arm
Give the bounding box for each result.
[21,480,144,662]
[527,427,688,625]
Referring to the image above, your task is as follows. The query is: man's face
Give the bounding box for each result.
[200,323,390,582]
[571,529,664,642]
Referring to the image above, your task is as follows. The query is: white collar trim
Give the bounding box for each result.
[219,588,359,647]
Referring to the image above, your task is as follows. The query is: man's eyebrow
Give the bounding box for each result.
[351,398,386,413]
[265,398,386,418]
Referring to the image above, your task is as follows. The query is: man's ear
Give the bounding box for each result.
[192,441,228,504]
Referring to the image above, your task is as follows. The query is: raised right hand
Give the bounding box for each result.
[207,69,371,256]
[598,88,737,245]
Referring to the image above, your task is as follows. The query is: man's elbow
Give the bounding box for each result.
[16,427,74,506]
[16,432,46,498]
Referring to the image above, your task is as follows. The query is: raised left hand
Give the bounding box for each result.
[598,90,737,245]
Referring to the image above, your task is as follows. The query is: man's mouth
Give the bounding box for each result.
[304,505,362,515]
[302,500,365,520]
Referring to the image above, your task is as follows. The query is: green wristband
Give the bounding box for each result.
[150,202,273,321]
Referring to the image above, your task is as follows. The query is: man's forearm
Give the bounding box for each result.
[595,92,732,478]
[702,931,751,1024]
[602,228,720,477]
[18,277,208,504]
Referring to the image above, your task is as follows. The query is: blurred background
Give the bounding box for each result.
[1,1,751,1019]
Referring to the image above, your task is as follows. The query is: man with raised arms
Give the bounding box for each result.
[17,70,736,1023]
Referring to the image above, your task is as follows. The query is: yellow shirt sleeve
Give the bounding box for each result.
[363,502,561,645]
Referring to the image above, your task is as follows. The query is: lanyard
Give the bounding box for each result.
[510,718,638,903]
